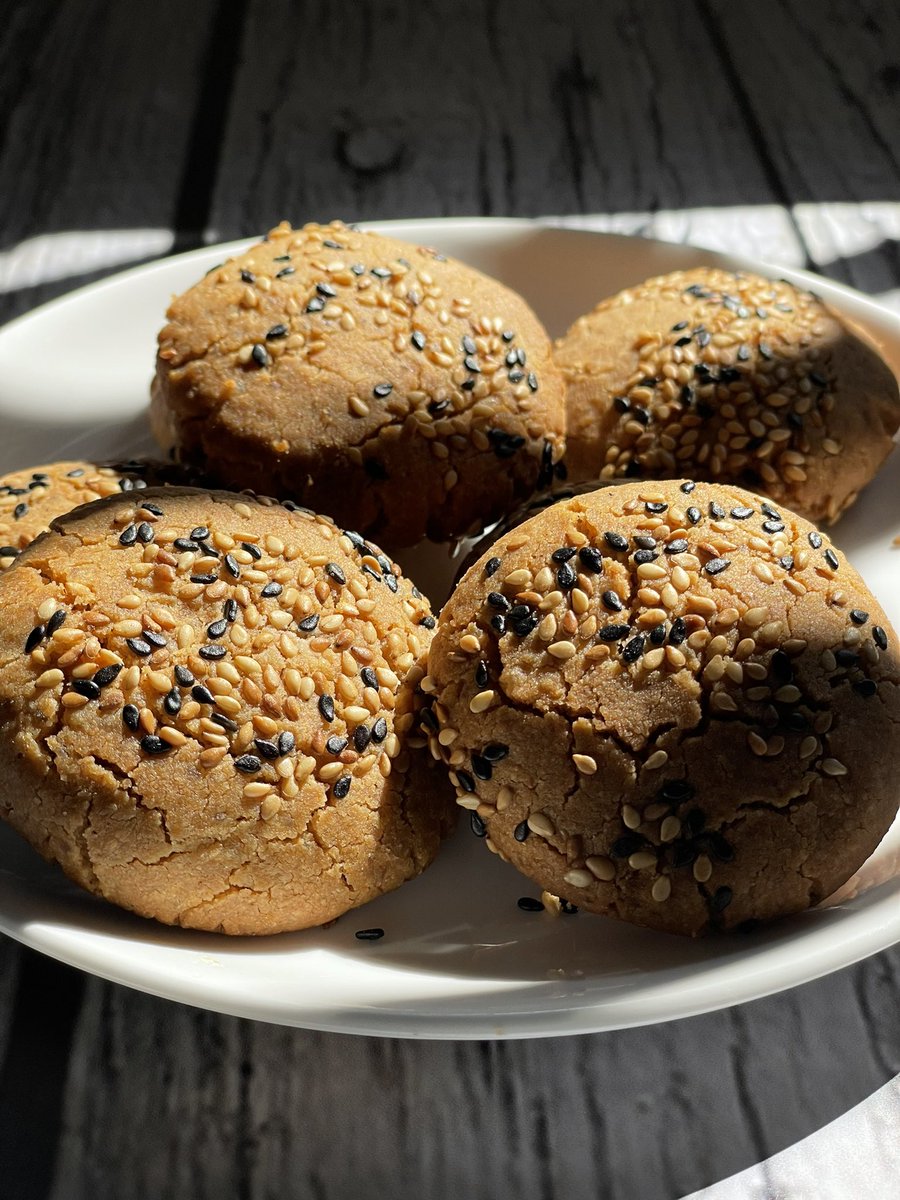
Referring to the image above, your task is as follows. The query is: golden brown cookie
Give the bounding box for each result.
[555,268,900,524]
[426,478,900,936]
[151,220,566,549]
[0,486,454,935]
[0,459,184,571]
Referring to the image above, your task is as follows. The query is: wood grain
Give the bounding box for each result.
[0,1,899,1197]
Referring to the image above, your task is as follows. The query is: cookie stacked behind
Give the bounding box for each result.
[152,220,566,549]
[555,267,900,524]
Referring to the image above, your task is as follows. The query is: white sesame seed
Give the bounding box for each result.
[563,868,593,888]
[821,758,848,776]
[547,640,577,660]
[651,876,672,902]
[585,855,615,881]
[469,689,495,713]
[572,753,597,775]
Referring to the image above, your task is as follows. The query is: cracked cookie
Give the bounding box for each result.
[0,459,184,572]
[0,486,454,935]
[151,220,566,550]
[425,478,900,935]
[555,268,900,525]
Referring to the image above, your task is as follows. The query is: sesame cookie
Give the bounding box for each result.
[426,478,900,936]
[0,459,182,571]
[151,220,566,549]
[0,487,454,935]
[555,268,900,525]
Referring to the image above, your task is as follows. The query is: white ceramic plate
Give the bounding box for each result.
[0,218,899,1039]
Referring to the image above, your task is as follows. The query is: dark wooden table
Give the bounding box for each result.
[1,2,899,1197]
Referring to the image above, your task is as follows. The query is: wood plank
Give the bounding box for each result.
[0,0,220,325]
[702,0,900,205]
[46,951,899,1200]
[208,0,776,239]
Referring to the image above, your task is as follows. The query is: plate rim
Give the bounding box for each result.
[1,214,899,1039]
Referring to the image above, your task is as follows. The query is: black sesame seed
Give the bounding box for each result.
[355,927,384,941]
[577,547,603,574]
[333,775,352,799]
[420,614,436,629]
[93,663,123,688]
[469,811,487,838]
[242,541,263,561]
[326,735,348,755]
[680,481,696,494]
[371,717,388,743]
[358,667,377,690]
[873,626,888,651]
[260,581,283,599]
[13,503,27,520]
[140,735,169,755]
[517,896,544,912]
[849,609,868,626]
[373,383,393,398]
[474,660,490,688]
[705,833,734,863]
[670,841,697,869]
[211,712,238,732]
[223,599,238,623]
[265,323,289,341]
[632,406,650,426]
[556,562,577,590]
[71,678,100,700]
[122,705,140,730]
[551,547,577,563]
[223,553,240,578]
[665,539,689,554]
[686,507,701,525]
[325,562,346,585]
[649,623,667,646]
[824,549,839,571]
[613,396,630,413]
[353,726,370,753]
[253,738,279,760]
[611,833,644,858]
[484,559,502,583]
[471,754,492,781]
[207,618,228,639]
[668,617,687,646]
[762,520,785,534]
[510,610,539,638]
[143,631,166,649]
[275,266,294,279]
[118,525,138,546]
[173,537,198,552]
[810,371,828,387]
[599,623,630,642]
[514,820,530,842]
[0,546,19,558]
[645,501,668,515]
[709,502,725,519]
[660,779,694,802]
[234,755,261,774]
[250,343,270,368]
[604,531,628,552]
[602,590,623,613]
[731,507,754,520]
[761,503,781,520]
[780,556,794,571]
[384,574,399,594]
[836,649,859,667]
[24,625,45,653]
[770,650,793,683]
[682,808,706,837]
[483,743,509,762]
[126,637,152,657]
[487,591,511,612]
[192,684,214,705]
[199,644,226,661]
[410,330,426,351]
[622,635,645,663]
[704,557,731,576]
[711,886,733,913]
[455,768,476,794]
[163,689,182,716]
[318,694,335,722]
[808,532,823,549]
[298,614,319,632]
[853,678,877,698]
[191,573,217,585]
[633,549,658,566]
[66,468,86,478]
[278,731,295,755]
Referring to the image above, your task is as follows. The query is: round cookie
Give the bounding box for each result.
[555,268,900,525]
[426,478,900,936]
[0,486,454,935]
[151,220,566,548]
[0,459,183,571]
